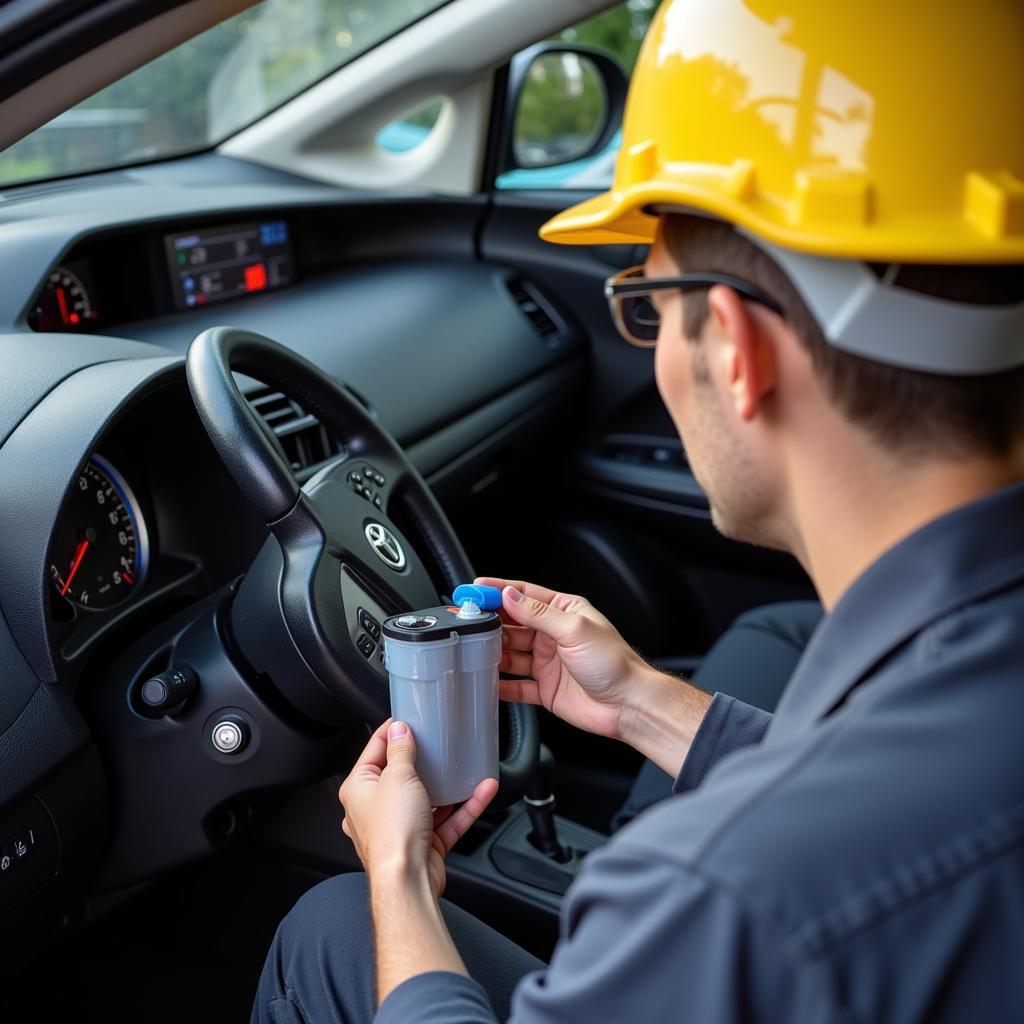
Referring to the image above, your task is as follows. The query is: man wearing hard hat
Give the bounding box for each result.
[254,2,1024,1021]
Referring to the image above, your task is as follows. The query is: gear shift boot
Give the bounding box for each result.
[489,811,603,895]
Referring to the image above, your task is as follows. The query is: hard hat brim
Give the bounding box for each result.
[539,190,659,247]
[540,179,1024,263]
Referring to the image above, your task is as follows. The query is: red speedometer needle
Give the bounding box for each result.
[61,538,90,596]
[56,286,69,326]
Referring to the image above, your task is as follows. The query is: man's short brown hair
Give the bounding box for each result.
[662,214,1024,460]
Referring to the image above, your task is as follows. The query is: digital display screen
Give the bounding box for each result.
[165,219,294,310]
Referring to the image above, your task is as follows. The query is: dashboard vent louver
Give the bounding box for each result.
[247,387,341,480]
[507,278,562,343]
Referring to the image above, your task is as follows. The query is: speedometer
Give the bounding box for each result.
[28,262,98,332]
[49,456,150,610]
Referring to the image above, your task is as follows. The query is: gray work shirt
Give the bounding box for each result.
[377,482,1024,1023]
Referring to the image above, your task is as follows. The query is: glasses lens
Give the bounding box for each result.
[620,293,660,344]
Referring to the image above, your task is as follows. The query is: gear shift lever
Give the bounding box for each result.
[489,742,605,895]
[524,744,571,862]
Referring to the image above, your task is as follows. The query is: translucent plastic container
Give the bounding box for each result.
[383,606,501,806]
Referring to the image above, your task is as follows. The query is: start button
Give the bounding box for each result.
[211,715,250,754]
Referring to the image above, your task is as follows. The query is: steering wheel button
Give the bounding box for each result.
[357,632,376,658]
[211,718,248,754]
[358,609,381,639]
[12,830,34,861]
[350,472,363,485]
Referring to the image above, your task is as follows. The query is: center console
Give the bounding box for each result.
[250,749,608,960]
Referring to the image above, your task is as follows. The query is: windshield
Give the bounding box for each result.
[0,0,449,188]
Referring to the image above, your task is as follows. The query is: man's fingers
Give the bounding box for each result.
[353,718,393,772]
[432,805,454,830]
[502,625,535,652]
[499,678,541,704]
[434,778,499,854]
[500,649,534,676]
[385,720,416,768]
[338,719,392,804]
[475,577,561,606]
[501,586,581,645]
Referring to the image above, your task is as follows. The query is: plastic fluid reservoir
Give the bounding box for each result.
[383,597,501,806]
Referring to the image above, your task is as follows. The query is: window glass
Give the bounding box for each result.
[376,99,445,153]
[0,0,451,187]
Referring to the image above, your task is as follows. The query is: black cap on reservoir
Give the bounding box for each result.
[383,604,499,642]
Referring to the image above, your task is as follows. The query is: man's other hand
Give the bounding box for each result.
[339,719,498,898]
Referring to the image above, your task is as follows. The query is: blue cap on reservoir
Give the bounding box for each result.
[452,583,503,610]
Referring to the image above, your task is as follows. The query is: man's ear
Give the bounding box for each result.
[707,285,778,421]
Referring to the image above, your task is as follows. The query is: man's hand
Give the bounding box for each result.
[340,721,495,1005]
[476,576,657,742]
[339,719,498,898]
[477,577,711,777]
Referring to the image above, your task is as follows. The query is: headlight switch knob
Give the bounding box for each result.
[140,664,198,715]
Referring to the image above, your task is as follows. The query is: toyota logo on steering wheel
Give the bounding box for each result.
[364,522,406,571]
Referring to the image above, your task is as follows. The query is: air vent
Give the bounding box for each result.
[507,278,563,344]
[247,387,342,480]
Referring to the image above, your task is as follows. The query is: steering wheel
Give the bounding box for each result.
[185,326,538,806]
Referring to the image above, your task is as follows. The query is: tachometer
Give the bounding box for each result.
[28,262,98,332]
[49,456,150,610]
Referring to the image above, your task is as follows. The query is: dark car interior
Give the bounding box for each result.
[1,2,815,1018]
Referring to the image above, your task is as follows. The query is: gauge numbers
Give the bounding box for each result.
[49,456,149,610]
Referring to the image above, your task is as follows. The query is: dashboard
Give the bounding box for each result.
[29,216,296,333]
[25,210,343,335]
[0,156,585,956]
[44,381,268,670]
[0,155,583,666]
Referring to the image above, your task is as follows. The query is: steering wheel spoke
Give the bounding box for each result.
[299,472,439,612]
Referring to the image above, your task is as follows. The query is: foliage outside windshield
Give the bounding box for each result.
[0,0,448,188]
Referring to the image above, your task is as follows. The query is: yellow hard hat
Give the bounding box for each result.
[541,0,1024,263]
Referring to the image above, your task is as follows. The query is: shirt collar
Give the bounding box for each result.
[768,479,1024,741]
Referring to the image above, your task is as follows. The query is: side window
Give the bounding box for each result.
[376,99,445,154]
[496,0,661,190]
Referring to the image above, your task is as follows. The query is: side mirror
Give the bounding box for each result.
[500,42,628,174]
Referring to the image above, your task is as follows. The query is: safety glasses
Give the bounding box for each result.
[604,265,784,348]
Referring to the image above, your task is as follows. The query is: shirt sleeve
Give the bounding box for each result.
[507,846,831,1024]
[673,693,772,795]
[375,850,829,1024]
[376,971,497,1024]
